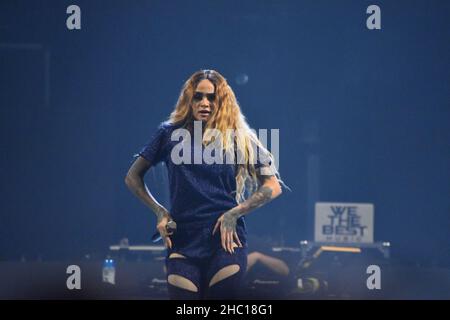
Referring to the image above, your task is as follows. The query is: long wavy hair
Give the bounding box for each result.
[168,69,282,203]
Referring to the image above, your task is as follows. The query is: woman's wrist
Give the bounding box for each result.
[224,205,244,219]
[155,207,170,222]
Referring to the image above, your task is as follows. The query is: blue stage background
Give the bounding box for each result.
[0,0,449,270]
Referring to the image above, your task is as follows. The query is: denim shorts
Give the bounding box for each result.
[167,218,247,259]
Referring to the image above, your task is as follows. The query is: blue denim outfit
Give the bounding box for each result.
[137,122,249,299]
[137,122,248,258]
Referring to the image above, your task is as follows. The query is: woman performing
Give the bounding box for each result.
[125,69,283,299]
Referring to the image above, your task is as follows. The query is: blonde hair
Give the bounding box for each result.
[168,70,282,203]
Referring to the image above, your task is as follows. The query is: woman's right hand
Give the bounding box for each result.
[156,215,173,249]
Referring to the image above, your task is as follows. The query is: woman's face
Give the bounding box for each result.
[191,79,216,122]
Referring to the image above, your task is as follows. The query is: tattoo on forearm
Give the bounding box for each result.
[240,186,273,215]
[221,185,273,233]
[227,186,274,219]
[143,185,169,222]
[127,176,169,222]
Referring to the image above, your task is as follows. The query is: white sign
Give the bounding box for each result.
[314,202,374,243]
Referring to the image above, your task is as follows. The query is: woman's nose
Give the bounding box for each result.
[201,97,209,105]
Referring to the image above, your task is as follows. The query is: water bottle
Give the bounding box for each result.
[102,258,116,285]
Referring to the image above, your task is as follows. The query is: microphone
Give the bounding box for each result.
[151,220,177,243]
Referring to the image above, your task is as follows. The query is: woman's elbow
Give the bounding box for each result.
[269,179,282,199]
[124,172,135,187]
[273,183,282,198]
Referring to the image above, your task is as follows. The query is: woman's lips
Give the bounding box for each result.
[198,110,211,116]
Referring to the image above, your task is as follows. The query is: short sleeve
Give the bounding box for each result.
[255,147,276,176]
[136,124,168,165]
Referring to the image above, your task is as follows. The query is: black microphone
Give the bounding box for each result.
[151,220,177,243]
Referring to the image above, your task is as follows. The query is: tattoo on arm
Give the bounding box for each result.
[213,170,280,239]
[241,186,273,214]
[226,185,274,219]
[126,174,169,222]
